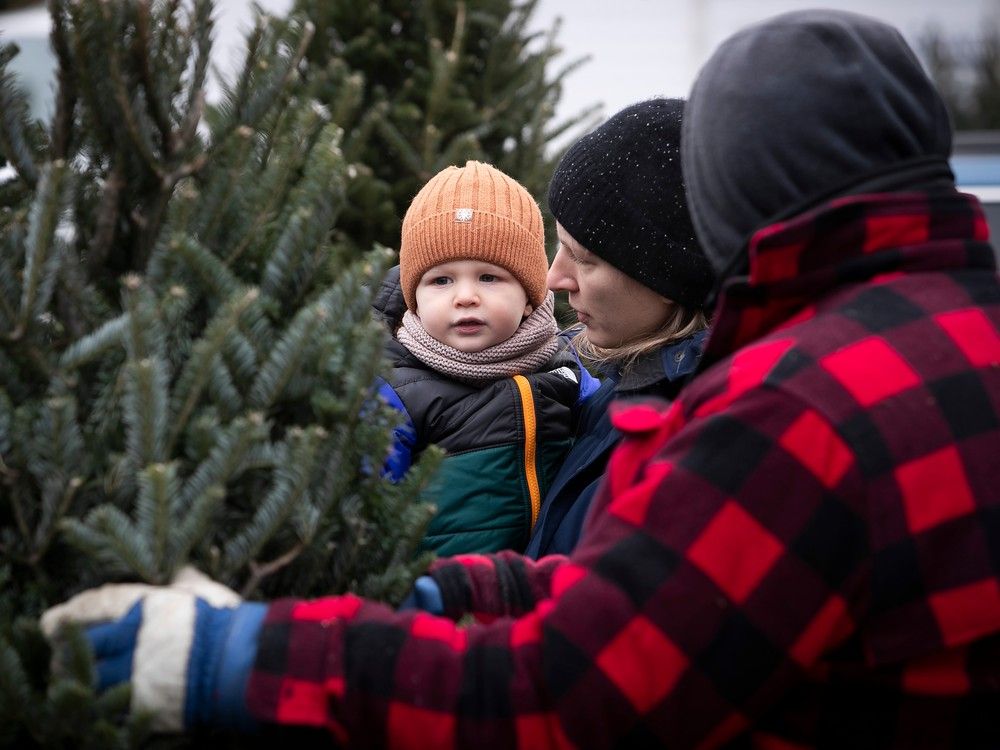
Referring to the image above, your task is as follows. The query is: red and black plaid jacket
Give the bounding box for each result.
[246,191,1000,748]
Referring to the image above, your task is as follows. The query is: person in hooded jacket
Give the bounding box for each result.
[41,10,1000,748]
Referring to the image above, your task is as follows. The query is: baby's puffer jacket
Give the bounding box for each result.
[373,266,598,555]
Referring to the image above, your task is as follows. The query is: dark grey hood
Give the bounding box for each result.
[682,9,955,280]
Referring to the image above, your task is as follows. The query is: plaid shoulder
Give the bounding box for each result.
[732,275,1000,664]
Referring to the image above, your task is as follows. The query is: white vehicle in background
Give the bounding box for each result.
[952,131,1000,261]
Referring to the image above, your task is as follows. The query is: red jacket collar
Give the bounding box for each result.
[700,190,994,368]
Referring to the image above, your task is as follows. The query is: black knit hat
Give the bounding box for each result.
[547,98,714,309]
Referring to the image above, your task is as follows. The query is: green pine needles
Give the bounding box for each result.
[0,1,447,745]
[296,0,599,255]
[0,0,585,744]
[0,0,444,601]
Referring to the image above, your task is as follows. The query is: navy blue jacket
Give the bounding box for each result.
[523,330,706,558]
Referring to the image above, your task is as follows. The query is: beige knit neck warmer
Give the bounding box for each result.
[397,292,560,384]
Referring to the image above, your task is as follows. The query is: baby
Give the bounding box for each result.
[375,161,597,555]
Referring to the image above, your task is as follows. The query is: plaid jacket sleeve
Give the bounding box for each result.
[427,552,569,620]
[247,374,889,748]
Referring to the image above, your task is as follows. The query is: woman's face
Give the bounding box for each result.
[547,223,673,348]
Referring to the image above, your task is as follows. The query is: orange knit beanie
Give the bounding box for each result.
[399,160,548,311]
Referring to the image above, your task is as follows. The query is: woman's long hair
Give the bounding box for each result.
[573,302,708,374]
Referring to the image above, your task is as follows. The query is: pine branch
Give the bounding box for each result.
[135,462,178,576]
[208,15,266,139]
[223,425,325,577]
[240,540,305,598]
[151,0,186,118]
[176,0,213,154]
[543,101,602,148]
[220,161,292,265]
[0,235,23,336]
[167,286,259,452]
[237,17,315,129]
[66,0,116,155]
[7,486,33,556]
[122,274,166,367]
[166,484,224,576]
[170,234,241,301]
[123,357,169,470]
[30,475,82,565]
[176,413,265,518]
[85,359,127,445]
[291,500,320,545]
[327,66,365,129]
[47,0,78,160]
[222,331,260,385]
[26,395,85,563]
[172,92,207,176]
[187,125,255,241]
[2,1,590,740]
[247,292,326,410]
[0,635,31,729]
[342,101,385,164]
[0,52,39,188]
[133,0,174,154]
[58,624,97,687]
[62,505,158,583]
[232,296,277,370]
[374,114,424,178]
[259,208,311,302]
[207,360,243,417]
[97,1,164,181]
[436,131,483,172]
[31,230,68,331]
[55,245,115,340]
[11,161,69,341]
[423,3,467,161]
[87,163,125,274]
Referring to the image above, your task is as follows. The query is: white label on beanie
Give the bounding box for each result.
[455,208,473,222]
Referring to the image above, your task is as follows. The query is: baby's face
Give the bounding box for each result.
[414,260,532,352]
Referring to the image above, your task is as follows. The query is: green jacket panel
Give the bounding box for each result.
[419,439,574,555]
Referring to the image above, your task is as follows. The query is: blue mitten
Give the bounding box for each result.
[399,575,444,615]
[41,568,266,732]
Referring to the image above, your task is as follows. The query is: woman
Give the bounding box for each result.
[526,96,713,557]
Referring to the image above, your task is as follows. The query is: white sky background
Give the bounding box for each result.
[532,0,1000,125]
[215,0,1000,128]
[3,0,998,127]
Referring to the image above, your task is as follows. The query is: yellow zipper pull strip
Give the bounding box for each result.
[512,374,542,530]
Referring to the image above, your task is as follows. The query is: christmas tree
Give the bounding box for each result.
[0,0,584,745]
[294,0,599,255]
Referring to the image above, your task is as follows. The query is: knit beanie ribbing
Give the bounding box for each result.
[400,161,548,311]
[547,98,714,309]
